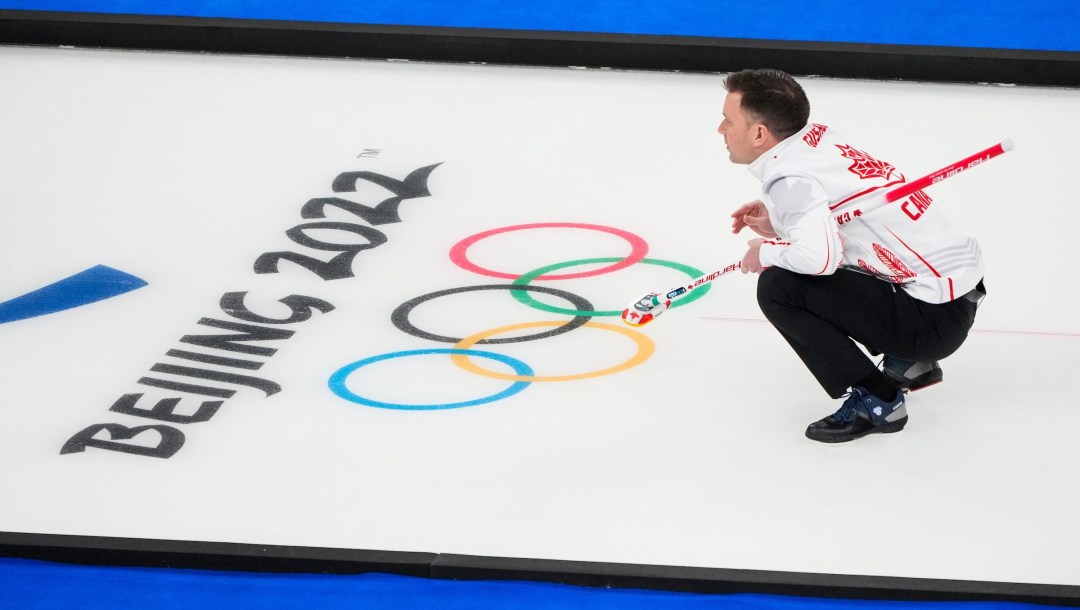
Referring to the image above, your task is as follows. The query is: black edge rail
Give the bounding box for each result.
[1,9,1079,87]
[1,532,1078,606]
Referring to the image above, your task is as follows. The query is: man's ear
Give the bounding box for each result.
[751,123,772,146]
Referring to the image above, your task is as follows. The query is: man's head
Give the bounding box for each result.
[718,69,810,164]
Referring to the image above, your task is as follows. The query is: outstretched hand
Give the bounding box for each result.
[730,200,777,238]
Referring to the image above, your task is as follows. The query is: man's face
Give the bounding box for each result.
[717,92,762,165]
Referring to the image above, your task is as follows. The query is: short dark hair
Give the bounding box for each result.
[723,69,810,141]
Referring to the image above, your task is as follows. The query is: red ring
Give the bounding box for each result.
[449,223,649,280]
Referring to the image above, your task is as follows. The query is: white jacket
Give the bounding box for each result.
[747,123,985,304]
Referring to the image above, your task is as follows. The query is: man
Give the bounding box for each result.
[721,68,986,443]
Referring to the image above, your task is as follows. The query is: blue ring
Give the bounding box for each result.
[328,348,533,410]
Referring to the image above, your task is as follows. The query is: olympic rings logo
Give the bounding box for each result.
[327,222,711,410]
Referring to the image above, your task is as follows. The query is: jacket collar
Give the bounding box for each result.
[747,123,815,182]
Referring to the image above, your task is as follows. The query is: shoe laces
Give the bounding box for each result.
[831,389,865,423]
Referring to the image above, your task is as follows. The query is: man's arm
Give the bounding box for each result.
[755,177,842,276]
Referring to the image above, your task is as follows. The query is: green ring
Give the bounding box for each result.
[510,257,711,316]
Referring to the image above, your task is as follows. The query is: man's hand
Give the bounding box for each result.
[741,238,765,274]
[730,200,777,238]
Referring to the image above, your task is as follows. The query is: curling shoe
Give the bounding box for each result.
[882,356,942,391]
[805,386,908,443]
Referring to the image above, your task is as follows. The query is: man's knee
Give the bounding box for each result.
[756,267,797,318]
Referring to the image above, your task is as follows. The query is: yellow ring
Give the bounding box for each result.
[450,321,654,382]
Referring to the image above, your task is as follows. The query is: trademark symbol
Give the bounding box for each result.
[358,149,382,159]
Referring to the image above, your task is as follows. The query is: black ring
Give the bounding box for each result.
[391,284,594,344]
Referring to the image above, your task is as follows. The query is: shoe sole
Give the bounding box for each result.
[899,369,943,392]
[806,416,908,443]
[906,378,942,392]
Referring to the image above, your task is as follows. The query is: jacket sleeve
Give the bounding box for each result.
[757,176,842,275]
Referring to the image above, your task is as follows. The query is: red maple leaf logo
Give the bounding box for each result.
[836,145,896,180]
[873,244,916,278]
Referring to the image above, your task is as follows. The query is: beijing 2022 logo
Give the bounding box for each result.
[31,161,712,460]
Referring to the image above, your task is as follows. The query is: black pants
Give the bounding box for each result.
[757,268,979,399]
